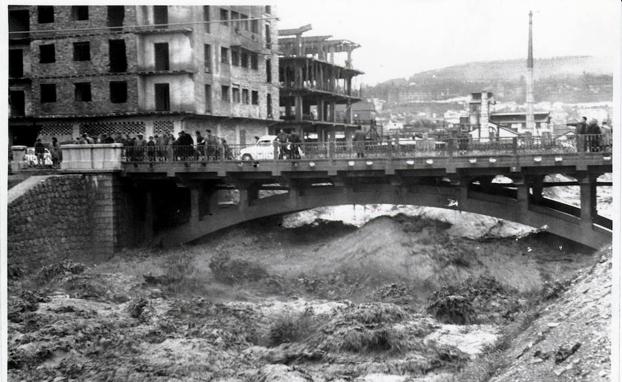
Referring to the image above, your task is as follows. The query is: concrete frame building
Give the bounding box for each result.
[275,25,363,142]
[8,5,279,146]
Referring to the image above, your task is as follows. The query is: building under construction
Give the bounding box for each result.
[8,5,279,146]
[275,25,364,142]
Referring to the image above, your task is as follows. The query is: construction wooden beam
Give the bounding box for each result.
[278,24,312,36]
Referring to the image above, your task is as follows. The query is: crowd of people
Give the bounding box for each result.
[575,117,611,152]
[71,130,234,162]
[275,129,303,159]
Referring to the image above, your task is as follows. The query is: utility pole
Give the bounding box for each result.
[526,11,536,136]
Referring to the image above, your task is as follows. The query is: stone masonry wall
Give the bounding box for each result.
[8,174,140,271]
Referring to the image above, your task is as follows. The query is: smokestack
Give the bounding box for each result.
[526,11,536,135]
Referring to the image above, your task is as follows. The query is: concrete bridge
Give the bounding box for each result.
[56,138,612,250]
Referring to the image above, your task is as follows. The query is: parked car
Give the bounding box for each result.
[24,147,53,166]
[238,135,278,160]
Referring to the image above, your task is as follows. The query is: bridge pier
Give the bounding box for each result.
[531,175,544,203]
[238,183,259,212]
[578,173,597,226]
[190,187,201,223]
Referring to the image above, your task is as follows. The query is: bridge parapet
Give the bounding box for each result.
[60,144,124,172]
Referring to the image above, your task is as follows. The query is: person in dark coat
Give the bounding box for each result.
[147,136,156,161]
[576,116,588,152]
[34,139,46,167]
[586,119,601,152]
[277,129,289,159]
[289,131,302,159]
[353,130,367,158]
[205,129,219,160]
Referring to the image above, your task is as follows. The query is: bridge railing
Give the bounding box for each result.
[118,134,611,163]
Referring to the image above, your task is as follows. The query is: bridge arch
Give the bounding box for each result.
[154,182,611,250]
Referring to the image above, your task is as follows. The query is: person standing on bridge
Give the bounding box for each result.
[34,138,46,167]
[586,119,601,152]
[205,130,219,160]
[353,129,367,158]
[277,129,289,159]
[576,116,588,152]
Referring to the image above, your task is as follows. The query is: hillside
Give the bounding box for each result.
[367,56,613,104]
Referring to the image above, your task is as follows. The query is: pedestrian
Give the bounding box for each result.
[195,130,205,159]
[576,116,588,152]
[221,138,233,160]
[587,119,601,152]
[601,121,612,152]
[34,138,46,167]
[147,136,156,161]
[103,133,115,144]
[353,130,366,158]
[51,137,60,168]
[205,129,218,160]
[289,130,302,159]
[277,129,289,159]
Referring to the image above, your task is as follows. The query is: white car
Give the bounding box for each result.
[24,147,53,166]
[239,135,278,160]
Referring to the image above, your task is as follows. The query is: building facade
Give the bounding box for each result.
[275,26,363,142]
[8,5,279,146]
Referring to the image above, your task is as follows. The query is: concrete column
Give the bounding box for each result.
[145,120,154,138]
[531,176,544,203]
[295,95,303,121]
[238,184,258,211]
[144,191,154,241]
[173,120,183,135]
[579,174,596,224]
[190,187,200,223]
[330,102,336,122]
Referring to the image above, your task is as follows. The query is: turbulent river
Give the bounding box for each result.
[7,173,612,381]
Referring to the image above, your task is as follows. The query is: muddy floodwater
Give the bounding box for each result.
[8,196,604,382]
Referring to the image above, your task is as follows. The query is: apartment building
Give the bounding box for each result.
[8,5,279,146]
[275,25,363,142]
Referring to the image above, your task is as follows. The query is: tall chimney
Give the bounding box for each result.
[526,11,536,135]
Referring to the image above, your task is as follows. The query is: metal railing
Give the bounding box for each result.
[120,134,612,163]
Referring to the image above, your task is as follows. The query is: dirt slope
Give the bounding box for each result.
[491,245,612,381]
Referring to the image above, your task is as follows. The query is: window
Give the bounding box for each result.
[265,6,271,14]
[9,91,25,116]
[231,11,239,29]
[220,8,228,26]
[265,24,271,49]
[250,53,258,70]
[267,93,272,116]
[110,81,127,103]
[109,39,127,72]
[231,48,239,66]
[240,14,249,31]
[251,90,259,105]
[38,6,54,23]
[40,83,56,103]
[221,85,230,102]
[39,44,55,63]
[107,6,124,30]
[251,19,258,34]
[72,6,89,21]
[232,86,240,103]
[204,44,211,72]
[9,10,30,38]
[155,83,170,111]
[74,82,92,102]
[153,6,168,28]
[154,43,169,71]
[9,49,23,77]
[203,6,210,32]
[73,42,90,61]
[241,50,248,68]
[266,59,272,82]
[205,84,212,113]
[220,47,229,64]
[242,88,249,104]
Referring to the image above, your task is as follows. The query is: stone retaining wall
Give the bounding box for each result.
[8,173,140,270]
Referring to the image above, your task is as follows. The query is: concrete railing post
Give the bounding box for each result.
[10,145,27,172]
[60,144,124,171]
[578,174,596,226]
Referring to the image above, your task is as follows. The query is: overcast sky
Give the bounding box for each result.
[275,0,619,85]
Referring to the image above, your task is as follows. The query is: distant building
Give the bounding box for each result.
[467,91,551,136]
[8,5,279,146]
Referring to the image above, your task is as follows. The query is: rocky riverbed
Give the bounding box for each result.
[7,209,609,382]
